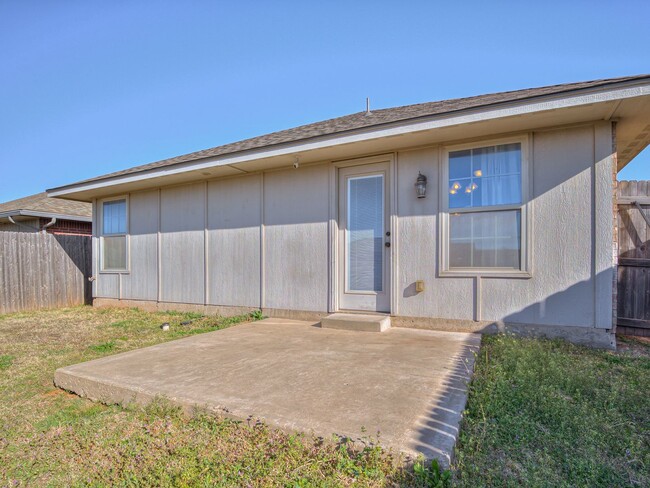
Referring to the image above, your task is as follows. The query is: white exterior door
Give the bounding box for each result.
[338,162,391,312]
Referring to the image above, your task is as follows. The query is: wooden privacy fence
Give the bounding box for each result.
[617,181,650,336]
[0,231,91,314]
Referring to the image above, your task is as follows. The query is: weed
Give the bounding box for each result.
[109,320,129,328]
[0,354,14,370]
[88,341,116,353]
[249,309,265,321]
[413,459,451,487]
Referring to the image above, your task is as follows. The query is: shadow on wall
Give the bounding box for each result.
[499,274,597,328]
[53,234,93,305]
[469,269,615,349]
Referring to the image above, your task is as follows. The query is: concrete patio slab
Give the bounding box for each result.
[55,318,481,466]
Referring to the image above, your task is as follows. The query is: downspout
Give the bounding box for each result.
[41,217,57,231]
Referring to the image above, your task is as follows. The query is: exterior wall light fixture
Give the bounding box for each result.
[415,172,427,198]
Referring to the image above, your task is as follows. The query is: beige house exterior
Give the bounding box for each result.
[48,75,650,347]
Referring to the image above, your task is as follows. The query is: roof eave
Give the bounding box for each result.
[47,77,650,199]
[0,210,92,222]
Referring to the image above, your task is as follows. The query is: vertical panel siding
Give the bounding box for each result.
[107,125,610,329]
[121,190,159,301]
[482,126,595,326]
[160,183,205,304]
[96,272,119,298]
[207,174,261,307]
[396,147,475,320]
[396,126,604,327]
[264,165,329,311]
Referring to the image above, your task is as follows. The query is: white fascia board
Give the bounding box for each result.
[48,81,650,198]
[0,210,92,222]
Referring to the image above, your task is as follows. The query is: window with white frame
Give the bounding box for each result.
[101,198,128,271]
[442,139,528,274]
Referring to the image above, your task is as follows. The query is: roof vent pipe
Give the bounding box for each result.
[366,97,370,114]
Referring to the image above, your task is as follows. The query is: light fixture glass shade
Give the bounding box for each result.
[415,172,427,198]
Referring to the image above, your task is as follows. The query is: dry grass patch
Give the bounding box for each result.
[0,306,441,487]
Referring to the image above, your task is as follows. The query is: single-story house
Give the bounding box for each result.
[47,75,650,347]
[0,192,92,235]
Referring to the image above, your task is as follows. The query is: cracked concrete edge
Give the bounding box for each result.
[53,367,408,460]
[428,340,481,469]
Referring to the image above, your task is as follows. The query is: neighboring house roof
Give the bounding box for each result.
[48,73,650,200]
[0,193,92,221]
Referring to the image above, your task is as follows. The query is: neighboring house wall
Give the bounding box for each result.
[0,219,40,232]
[39,218,92,235]
[0,218,91,234]
[92,122,615,334]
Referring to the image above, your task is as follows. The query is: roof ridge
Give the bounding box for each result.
[49,74,650,192]
[369,74,650,114]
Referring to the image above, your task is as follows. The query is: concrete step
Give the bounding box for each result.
[320,313,391,332]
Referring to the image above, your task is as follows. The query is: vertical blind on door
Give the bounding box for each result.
[347,175,384,292]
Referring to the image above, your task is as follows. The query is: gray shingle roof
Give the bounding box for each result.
[53,74,650,189]
[0,193,91,218]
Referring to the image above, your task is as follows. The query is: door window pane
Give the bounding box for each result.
[103,200,127,234]
[103,235,127,270]
[347,175,383,291]
[449,210,521,269]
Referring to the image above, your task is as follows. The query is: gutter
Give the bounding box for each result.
[6,215,56,231]
[0,210,92,222]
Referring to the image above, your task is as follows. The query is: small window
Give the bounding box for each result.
[101,198,128,271]
[442,139,529,275]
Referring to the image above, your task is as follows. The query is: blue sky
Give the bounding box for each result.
[1,1,649,202]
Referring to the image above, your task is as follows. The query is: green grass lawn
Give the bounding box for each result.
[454,334,650,487]
[0,306,648,486]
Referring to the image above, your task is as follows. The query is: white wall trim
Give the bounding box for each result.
[328,163,337,313]
[91,199,97,298]
[332,153,396,313]
[260,172,265,310]
[390,152,399,316]
[438,134,533,278]
[593,121,615,328]
[204,180,209,305]
[97,194,130,274]
[156,188,161,302]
